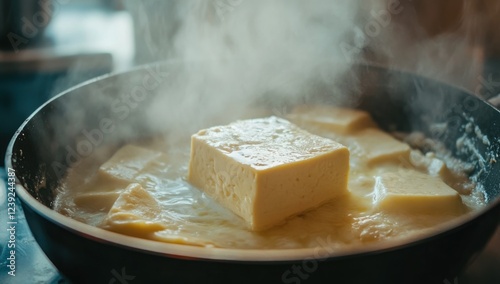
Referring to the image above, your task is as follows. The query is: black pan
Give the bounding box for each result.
[5,62,500,284]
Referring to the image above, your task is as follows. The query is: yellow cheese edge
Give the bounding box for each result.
[188,133,350,231]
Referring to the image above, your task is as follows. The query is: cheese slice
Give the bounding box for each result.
[350,128,410,165]
[188,116,350,231]
[373,169,464,215]
[98,145,163,187]
[74,191,121,212]
[287,105,377,134]
[101,183,166,236]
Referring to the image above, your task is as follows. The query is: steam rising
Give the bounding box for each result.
[146,0,365,137]
[361,0,484,90]
[141,0,485,139]
[43,0,491,169]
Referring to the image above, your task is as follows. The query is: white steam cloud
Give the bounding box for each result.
[140,0,488,141]
[48,0,492,162]
[145,0,367,137]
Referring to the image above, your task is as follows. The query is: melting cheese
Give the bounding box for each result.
[287,105,377,134]
[54,106,479,250]
[350,128,410,165]
[373,169,465,215]
[98,145,162,185]
[101,183,166,237]
[188,116,349,231]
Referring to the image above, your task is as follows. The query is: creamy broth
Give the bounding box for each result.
[54,108,484,249]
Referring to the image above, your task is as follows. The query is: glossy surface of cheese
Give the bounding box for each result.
[350,128,410,165]
[73,191,121,212]
[287,105,376,134]
[373,169,465,215]
[98,144,162,187]
[188,116,349,231]
[101,183,166,236]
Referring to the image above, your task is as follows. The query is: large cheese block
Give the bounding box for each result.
[287,105,377,134]
[188,116,350,231]
[373,169,464,215]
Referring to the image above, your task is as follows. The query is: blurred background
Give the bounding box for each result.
[0,0,499,283]
[0,0,132,161]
